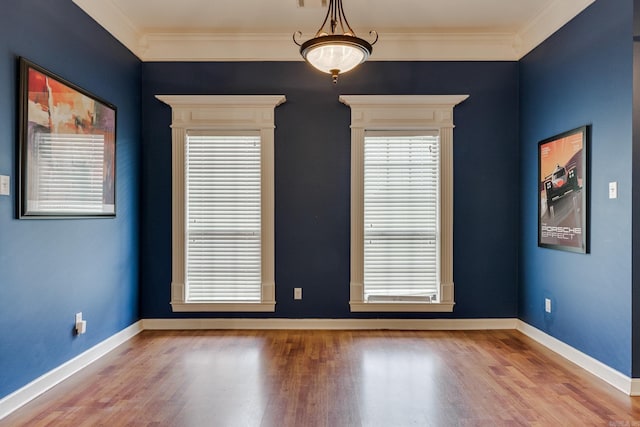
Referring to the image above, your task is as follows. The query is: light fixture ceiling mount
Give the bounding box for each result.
[294,0,378,84]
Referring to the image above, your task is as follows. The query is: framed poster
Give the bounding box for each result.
[538,125,589,253]
[18,57,116,218]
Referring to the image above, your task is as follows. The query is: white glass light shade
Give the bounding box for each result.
[300,35,372,75]
[305,44,365,74]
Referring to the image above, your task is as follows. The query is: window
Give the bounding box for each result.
[340,95,468,312]
[364,132,440,302]
[157,95,286,312]
[186,133,262,302]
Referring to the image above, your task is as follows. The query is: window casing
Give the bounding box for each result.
[340,95,468,312]
[157,95,286,312]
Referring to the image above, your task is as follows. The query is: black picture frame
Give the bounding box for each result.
[538,125,589,253]
[18,57,116,218]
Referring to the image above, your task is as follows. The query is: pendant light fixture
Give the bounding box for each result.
[294,0,378,84]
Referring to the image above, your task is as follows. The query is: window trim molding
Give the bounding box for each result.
[339,95,468,313]
[156,95,286,312]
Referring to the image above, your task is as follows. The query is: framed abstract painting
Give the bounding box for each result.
[18,57,116,218]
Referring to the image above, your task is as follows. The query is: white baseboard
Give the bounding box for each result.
[0,321,143,420]
[516,320,634,395]
[142,317,518,331]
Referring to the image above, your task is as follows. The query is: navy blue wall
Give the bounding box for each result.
[140,61,519,319]
[0,1,141,398]
[519,0,633,375]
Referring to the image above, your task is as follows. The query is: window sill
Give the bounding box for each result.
[171,302,276,313]
[349,301,455,313]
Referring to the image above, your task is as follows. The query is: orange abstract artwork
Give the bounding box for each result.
[20,59,116,217]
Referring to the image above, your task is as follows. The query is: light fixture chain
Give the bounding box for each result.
[316,0,335,36]
[331,0,338,33]
[337,0,356,35]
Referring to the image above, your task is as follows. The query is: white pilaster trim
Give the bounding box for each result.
[170,127,186,307]
[350,127,365,305]
[440,126,454,305]
[0,321,143,420]
[516,320,634,395]
[260,126,276,307]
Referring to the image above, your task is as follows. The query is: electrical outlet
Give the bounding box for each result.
[545,298,551,313]
[75,312,87,334]
[294,288,302,300]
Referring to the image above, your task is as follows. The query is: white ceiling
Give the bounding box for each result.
[72,0,595,61]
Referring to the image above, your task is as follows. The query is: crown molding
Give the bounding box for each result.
[73,0,594,62]
[515,0,596,58]
[137,32,521,62]
[72,0,142,55]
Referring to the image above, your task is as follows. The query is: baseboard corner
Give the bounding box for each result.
[0,320,143,420]
[515,320,632,395]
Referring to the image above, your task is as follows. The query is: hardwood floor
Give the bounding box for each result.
[2,330,639,426]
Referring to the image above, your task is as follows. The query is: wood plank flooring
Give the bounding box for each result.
[2,330,639,426]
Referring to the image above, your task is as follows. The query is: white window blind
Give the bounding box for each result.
[32,133,105,213]
[186,133,262,302]
[363,133,440,302]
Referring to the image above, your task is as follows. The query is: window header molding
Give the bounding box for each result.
[156,95,286,130]
[339,95,469,130]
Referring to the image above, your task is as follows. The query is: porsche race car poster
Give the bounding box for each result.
[538,126,589,253]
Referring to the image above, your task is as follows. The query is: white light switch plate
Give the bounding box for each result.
[609,182,617,199]
[0,175,9,196]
